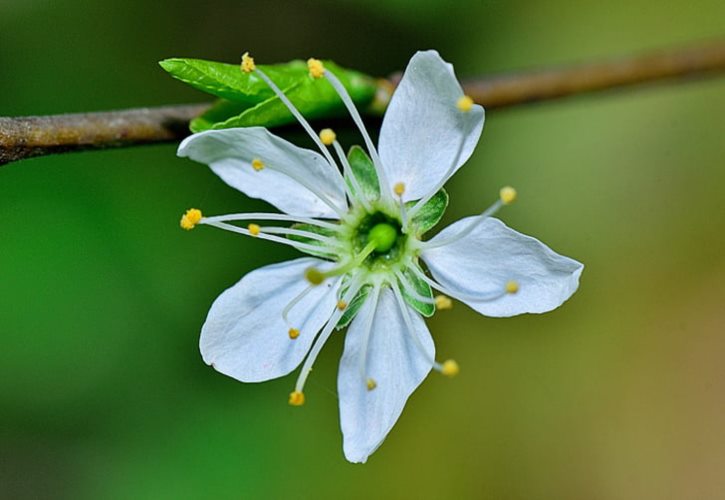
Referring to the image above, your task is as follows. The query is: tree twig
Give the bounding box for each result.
[2,40,725,166]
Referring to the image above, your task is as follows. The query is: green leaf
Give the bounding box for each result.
[336,282,372,330]
[399,264,435,317]
[160,58,378,131]
[408,189,449,235]
[285,223,339,259]
[189,99,248,133]
[346,146,380,200]
[159,58,306,104]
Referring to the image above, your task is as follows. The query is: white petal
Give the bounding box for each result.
[423,217,583,317]
[178,127,346,218]
[200,257,341,382]
[378,50,484,201]
[338,288,434,463]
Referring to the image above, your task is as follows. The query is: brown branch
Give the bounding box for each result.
[2,40,725,166]
[0,104,210,165]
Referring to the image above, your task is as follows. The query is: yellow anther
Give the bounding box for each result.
[305,267,325,286]
[505,280,519,294]
[248,223,261,237]
[307,58,325,78]
[366,378,377,391]
[337,300,348,310]
[180,208,202,230]
[251,158,265,171]
[456,95,474,112]
[435,295,453,310]
[319,128,336,146]
[441,359,460,377]
[393,182,406,197]
[500,186,517,205]
[288,328,300,340]
[288,391,305,406]
[241,52,256,73]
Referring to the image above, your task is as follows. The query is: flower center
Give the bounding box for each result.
[349,211,408,270]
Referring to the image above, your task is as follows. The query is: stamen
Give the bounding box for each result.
[282,284,315,329]
[356,285,381,391]
[253,66,350,203]
[257,225,343,248]
[331,140,373,211]
[305,240,377,285]
[395,188,409,232]
[417,193,505,250]
[323,70,393,202]
[441,359,460,377]
[337,300,348,310]
[505,280,519,294]
[456,95,474,112]
[500,186,517,205]
[248,223,261,237]
[307,58,325,79]
[435,294,453,310]
[241,52,256,73]
[390,282,444,372]
[407,265,510,303]
[305,267,326,286]
[319,128,336,146]
[180,208,202,230]
[251,158,265,171]
[293,276,366,396]
[201,212,341,231]
[288,390,305,406]
[201,220,337,256]
[394,270,436,305]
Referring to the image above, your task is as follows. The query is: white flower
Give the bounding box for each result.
[177,50,583,463]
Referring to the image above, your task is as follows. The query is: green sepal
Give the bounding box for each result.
[285,223,339,259]
[399,264,435,317]
[346,146,380,200]
[336,280,372,330]
[160,58,377,132]
[407,189,449,235]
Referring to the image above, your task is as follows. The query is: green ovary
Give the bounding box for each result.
[368,223,398,253]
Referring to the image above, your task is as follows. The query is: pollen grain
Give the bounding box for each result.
[180,208,202,230]
[435,295,453,310]
[441,359,460,377]
[500,186,517,205]
[288,391,305,406]
[319,128,336,145]
[246,223,261,237]
[241,52,256,73]
[456,95,474,112]
[307,58,325,78]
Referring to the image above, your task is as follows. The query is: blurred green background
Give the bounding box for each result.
[2,0,725,498]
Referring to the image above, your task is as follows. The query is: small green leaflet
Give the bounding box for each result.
[346,145,380,200]
[398,264,435,317]
[336,281,373,330]
[159,58,377,132]
[407,189,449,235]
